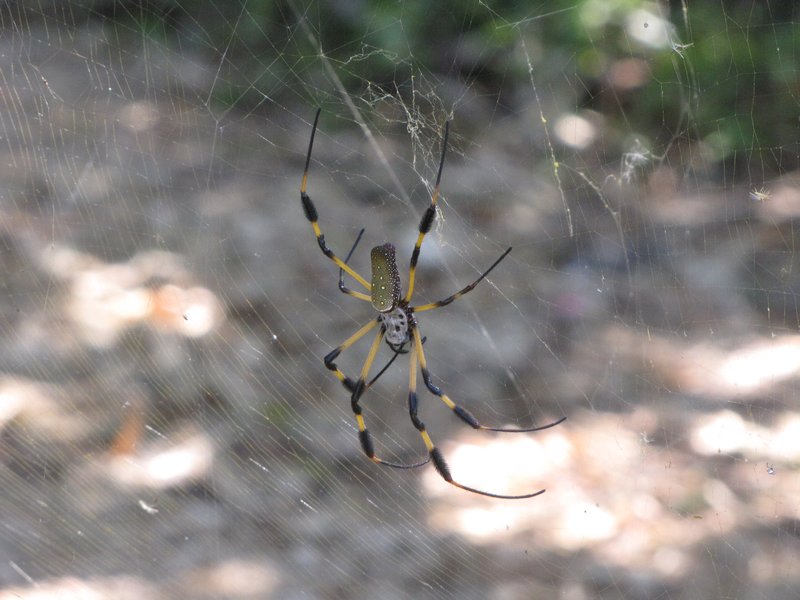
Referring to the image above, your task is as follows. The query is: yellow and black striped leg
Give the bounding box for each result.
[404,121,450,304]
[324,319,381,393]
[412,327,566,433]
[414,247,513,313]
[365,336,426,391]
[338,228,371,302]
[408,329,546,499]
[301,109,371,292]
[324,316,426,394]
[349,325,429,470]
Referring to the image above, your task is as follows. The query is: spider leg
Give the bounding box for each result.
[404,120,450,304]
[324,315,426,392]
[338,228,371,302]
[412,326,566,433]
[366,336,427,389]
[324,318,381,392]
[301,109,371,292]
[414,247,513,313]
[350,325,430,469]
[407,328,546,499]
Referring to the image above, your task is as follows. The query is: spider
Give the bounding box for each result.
[300,109,565,499]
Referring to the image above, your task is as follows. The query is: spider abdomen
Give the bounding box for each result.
[370,243,402,313]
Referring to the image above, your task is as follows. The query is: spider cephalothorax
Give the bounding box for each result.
[380,305,411,351]
[300,109,565,499]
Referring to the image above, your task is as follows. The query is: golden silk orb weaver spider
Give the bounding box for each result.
[300,109,566,499]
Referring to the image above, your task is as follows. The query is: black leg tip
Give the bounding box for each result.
[301,193,318,222]
[359,429,375,458]
[454,405,480,429]
[430,447,452,481]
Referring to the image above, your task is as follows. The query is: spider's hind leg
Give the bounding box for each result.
[348,325,429,470]
[406,329,547,499]
[412,326,566,433]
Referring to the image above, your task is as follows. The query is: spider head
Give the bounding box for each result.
[370,243,402,313]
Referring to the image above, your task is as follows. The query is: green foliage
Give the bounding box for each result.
[71,0,800,172]
[678,3,799,166]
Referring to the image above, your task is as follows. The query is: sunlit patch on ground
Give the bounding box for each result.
[0,559,280,599]
[691,410,800,461]
[424,409,800,579]
[176,558,280,598]
[0,575,158,600]
[705,337,800,394]
[0,378,90,441]
[40,246,224,346]
[596,326,800,398]
[107,428,216,489]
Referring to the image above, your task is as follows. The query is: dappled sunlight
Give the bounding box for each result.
[177,558,281,598]
[715,338,800,393]
[625,7,675,49]
[107,428,215,489]
[40,246,224,346]
[419,322,800,584]
[754,174,800,221]
[691,410,800,461]
[0,575,157,600]
[553,113,598,150]
[672,334,800,396]
[0,559,280,599]
[0,377,92,441]
[425,409,799,579]
[595,326,800,398]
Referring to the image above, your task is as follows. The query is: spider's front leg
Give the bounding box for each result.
[404,121,449,304]
[301,109,371,298]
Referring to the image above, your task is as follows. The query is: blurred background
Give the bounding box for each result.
[1,1,799,598]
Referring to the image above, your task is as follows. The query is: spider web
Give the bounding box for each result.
[1,1,799,598]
